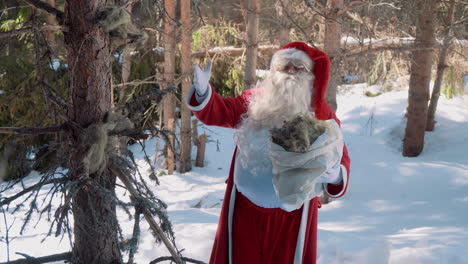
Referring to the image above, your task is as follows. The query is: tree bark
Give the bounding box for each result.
[118,3,137,105]
[64,0,121,263]
[403,0,437,157]
[274,0,290,46]
[179,0,192,173]
[426,0,455,131]
[244,0,260,90]
[323,0,343,111]
[45,0,56,49]
[162,0,177,174]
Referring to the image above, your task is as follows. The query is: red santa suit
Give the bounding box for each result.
[186,42,351,264]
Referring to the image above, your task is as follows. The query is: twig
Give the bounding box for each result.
[24,0,64,24]
[1,205,13,262]
[150,256,207,264]
[0,178,67,207]
[0,251,71,264]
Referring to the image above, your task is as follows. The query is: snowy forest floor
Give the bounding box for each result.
[1,86,468,264]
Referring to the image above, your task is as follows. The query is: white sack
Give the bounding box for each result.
[269,119,344,211]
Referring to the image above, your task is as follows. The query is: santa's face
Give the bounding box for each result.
[245,49,315,129]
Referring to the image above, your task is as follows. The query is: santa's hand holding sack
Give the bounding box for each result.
[186,42,351,264]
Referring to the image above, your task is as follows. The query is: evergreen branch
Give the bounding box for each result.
[109,166,184,264]
[0,25,61,39]
[150,256,207,264]
[41,80,71,111]
[113,87,176,112]
[0,178,67,207]
[24,0,64,24]
[0,251,71,264]
[0,124,67,135]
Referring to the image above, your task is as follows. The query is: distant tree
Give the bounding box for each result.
[403,0,438,157]
[323,0,343,112]
[244,0,260,90]
[426,0,456,131]
[179,0,192,173]
[162,0,177,174]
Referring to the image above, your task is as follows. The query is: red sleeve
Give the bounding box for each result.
[323,104,351,198]
[188,85,253,129]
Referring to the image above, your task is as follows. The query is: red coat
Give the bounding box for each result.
[188,42,351,264]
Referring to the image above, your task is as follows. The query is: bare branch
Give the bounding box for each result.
[334,43,444,58]
[0,251,71,264]
[150,256,207,264]
[24,0,64,24]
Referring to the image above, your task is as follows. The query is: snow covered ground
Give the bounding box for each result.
[1,87,467,263]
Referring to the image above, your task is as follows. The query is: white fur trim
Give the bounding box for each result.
[185,84,213,112]
[228,184,236,264]
[270,48,313,72]
[324,164,348,198]
[294,200,310,264]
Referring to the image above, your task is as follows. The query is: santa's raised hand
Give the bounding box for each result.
[193,61,212,97]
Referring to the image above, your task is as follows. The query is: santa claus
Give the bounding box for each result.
[186,42,351,264]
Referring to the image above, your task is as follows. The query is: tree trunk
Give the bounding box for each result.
[274,0,290,46]
[64,0,121,263]
[426,0,455,131]
[403,0,437,157]
[179,0,192,173]
[119,4,135,104]
[162,0,177,174]
[244,0,260,90]
[45,0,56,49]
[323,0,343,111]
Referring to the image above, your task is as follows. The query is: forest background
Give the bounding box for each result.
[0,0,467,263]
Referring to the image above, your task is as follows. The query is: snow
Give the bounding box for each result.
[1,88,468,263]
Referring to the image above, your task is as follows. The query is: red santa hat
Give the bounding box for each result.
[274,42,331,119]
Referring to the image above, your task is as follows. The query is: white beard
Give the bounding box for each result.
[234,70,314,171]
[245,70,314,128]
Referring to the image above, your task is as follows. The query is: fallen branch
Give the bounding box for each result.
[0,251,71,264]
[334,43,443,58]
[109,166,185,264]
[191,45,278,59]
[150,256,207,264]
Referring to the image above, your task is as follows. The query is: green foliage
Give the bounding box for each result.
[0,7,31,31]
[192,21,240,52]
[441,66,462,99]
[192,22,245,96]
[210,58,244,97]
